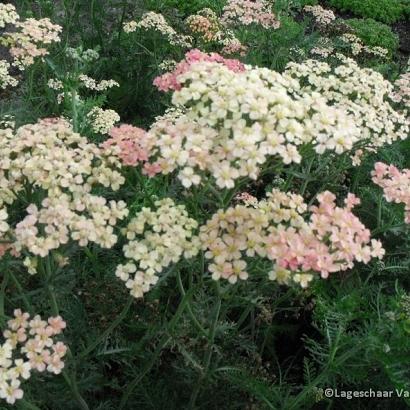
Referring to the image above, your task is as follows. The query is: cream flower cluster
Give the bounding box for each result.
[101,124,155,166]
[0,309,67,404]
[200,189,384,286]
[124,12,192,48]
[186,8,222,42]
[0,60,18,89]
[221,38,248,56]
[340,33,388,58]
[1,17,61,69]
[87,107,120,134]
[78,74,119,91]
[390,68,410,110]
[153,49,245,92]
[221,0,280,29]
[285,57,409,153]
[304,5,336,26]
[0,119,127,262]
[116,199,200,298]
[148,58,362,188]
[0,3,19,28]
[372,162,410,223]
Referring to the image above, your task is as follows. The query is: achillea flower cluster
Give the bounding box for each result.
[0,60,18,89]
[372,162,410,223]
[0,119,127,264]
[304,5,336,26]
[148,58,362,188]
[0,309,67,404]
[186,9,222,42]
[124,12,192,48]
[101,124,154,166]
[221,38,248,56]
[153,49,245,92]
[87,107,120,134]
[116,199,200,298]
[78,74,119,91]
[0,4,19,28]
[340,33,388,58]
[286,57,409,153]
[221,0,280,29]
[200,189,384,286]
[1,17,62,69]
[390,70,410,110]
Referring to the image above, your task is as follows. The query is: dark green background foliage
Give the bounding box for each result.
[327,0,408,23]
[347,18,399,54]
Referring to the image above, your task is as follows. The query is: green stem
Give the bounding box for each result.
[119,287,196,409]
[40,257,90,410]
[79,296,133,359]
[0,271,9,326]
[8,271,33,314]
[188,282,222,409]
[176,271,208,338]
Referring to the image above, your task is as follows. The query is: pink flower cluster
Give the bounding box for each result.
[200,189,384,287]
[372,162,410,223]
[102,124,154,166]
[153,49,245,92]
[267,192,385,280]
[221,0,280,29]
[0,309,67,404]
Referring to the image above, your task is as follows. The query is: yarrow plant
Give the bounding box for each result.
[0,118,128,269]
[87,107,120,134]
[200,189,384,287]
[153,48,245,92]
[116,198,200,298]
[101,124,154,166]
[372,162,410,223]
[147,54,381,188]
[221,0,280,29]
[0,309,66,404]
[304,5,336,27]
[123,12,192,48]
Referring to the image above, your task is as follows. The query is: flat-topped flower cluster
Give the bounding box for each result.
[221,0,280,29]
[372,162,410,223]
[147,54,375,188]
[0,309,67,404]
[286,56,409,153]
[116,198,200,298]
[0,118,128,267]
[200,189,384,287]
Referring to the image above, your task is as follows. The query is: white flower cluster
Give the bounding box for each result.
[285,56,409,152]
[0,310,67,405]
[0,3,19,28]
[146,60,361,188]
[124,12,193,48]
[304,5,335,26]
[0,118,127,266]
[47,78,63,90]
[340,34,388,58]
[0,60,18,89]
[116,199,200,298]
[87,107,120,134]
[79,74,119,91]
